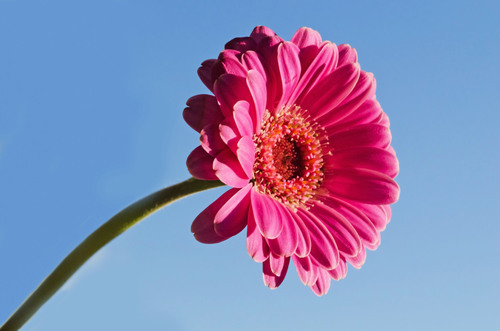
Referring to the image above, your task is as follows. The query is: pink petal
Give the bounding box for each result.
[298,209,339,270]
[200,124,226,157]
[323,168,400,205]
[198,59,217,92]
[351,203,390,231]
[250,189,284,239]
[214,73,252,117]
[277,41,301,108]
[323,71,376,128]
[263,256,290,289]
[310,203,362,257]
[300,63,361,119]
[183,94,223,133]
[345,245,366,269]
[214,184,252,237]
[337,44,358,67]
[236,136,256,179]
[269,253,287,277]
[224,36,257,52]
[323,197,380,247]
[213,149,251,188]
[291,27,322,74]
[311,269,331,296]
[292,255,318,286]
[191,189,238,244]
[186,146,218,180]
[247,207,270,262]
[219,118,240,153]
[327,258,347,280]
[288,42,339,104]
[266,205,299,257]
[291,27,322,49]
[250,26,278,44]
[290,211,312,258]
[328,123,392,151]
[331,99,383,131]
[216,49,248,78]
[330,146,399,178]
[246,69,267,132]
[242,51,267,82]
[378,111,390,127]
[233,100,254,137]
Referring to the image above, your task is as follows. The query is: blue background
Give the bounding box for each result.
[1,0,499,330]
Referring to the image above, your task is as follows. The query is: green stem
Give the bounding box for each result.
[1,177,225,331]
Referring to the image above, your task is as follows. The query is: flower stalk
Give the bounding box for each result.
[1,177,225,331]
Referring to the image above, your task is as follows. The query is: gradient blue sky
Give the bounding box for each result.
[1,0,499,330]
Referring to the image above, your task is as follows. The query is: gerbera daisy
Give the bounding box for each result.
[183,26,399,295]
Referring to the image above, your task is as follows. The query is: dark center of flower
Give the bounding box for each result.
[272,136,304,180]
[253,106,327,209]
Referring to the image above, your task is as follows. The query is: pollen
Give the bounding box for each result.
[253,106,327,209]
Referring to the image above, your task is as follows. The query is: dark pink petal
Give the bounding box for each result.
[242,51,267,82]
[186,146,218,180]
[198,59,217,92]
[323,197,380,247]
[213,149,250,188]
[298,209,339,270]
[288,42,339,104]
[323,72,376,127]
[263,256,290,289]
[327,258,347,280]
[378,112,390,127]
[328,123,392,151]
[233,100,253,137]
[236,136,255,179]
[345,245,366,269]
[219,117,240,154]
[246,69,267,132]
[250,26,280,44]
[291,27,322,49]
[277,41,301,108]
[191,189,238,244]
[292,255,318,286]
[330,146,399,178]
[322,71,376,128]
[311,269,331,296]
[291,27,322,74]
[214,184,251,237]
[301,63,361,119]
[266,205,299,257]
[351,203,390,231]
[269,253,287,276]
[247,207,270,262]
[225,36,257,52]
[200,124,226,157]
[183,94,223,133]
[323,168,400,205]
[214,73,252,117]
[337,44,358,67]
[330,99,383,131]
[290,211,312,258]
[310,203,362,257]
[216,50,248,78]
[250,189,284,239]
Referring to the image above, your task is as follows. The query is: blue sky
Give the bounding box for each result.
[1,0,499,330]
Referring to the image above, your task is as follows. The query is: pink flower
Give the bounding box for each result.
[184,26,399,295]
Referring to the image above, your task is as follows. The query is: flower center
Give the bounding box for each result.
[253,106,327,209]
[272,137,304,180]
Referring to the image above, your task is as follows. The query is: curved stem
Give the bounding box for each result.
[1,178,225,331]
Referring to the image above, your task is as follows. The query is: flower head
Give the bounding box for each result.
[184,26,399,295]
